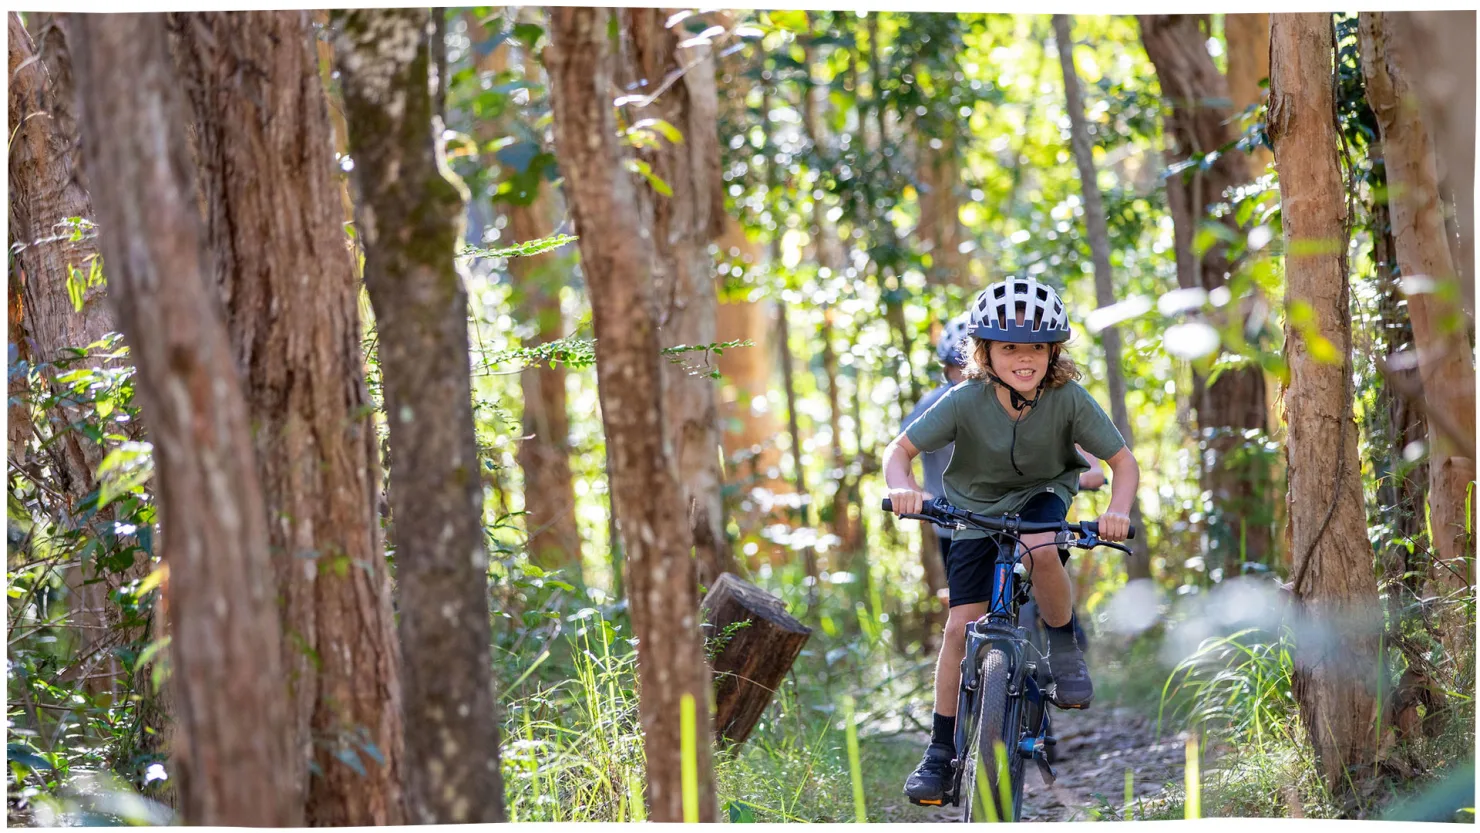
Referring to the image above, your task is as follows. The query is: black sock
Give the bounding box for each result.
[1045,612,1079,653]
[931,713,956,748]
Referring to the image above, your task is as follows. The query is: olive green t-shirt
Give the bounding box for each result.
[904,379,1125,540]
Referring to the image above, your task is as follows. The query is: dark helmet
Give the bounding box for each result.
[936,313,973,367]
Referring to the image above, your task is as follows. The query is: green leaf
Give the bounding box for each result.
[513,22,543,48]
[1305,333,1340,364]
[623,158,673,197]
[7,743,52,773]
[459,234,577,260]
[494,139,541,173]
[136,565,169,597]
[728,800,757,823]
[1287,237,1343,257]
[489,79,534,96]
[767,9,809,32]
[135,635,171,672]
[630,118,683,145]
[96,441,155,510]
[67,264,87,313]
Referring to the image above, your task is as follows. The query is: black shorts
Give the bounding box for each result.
[946,492,1069,608]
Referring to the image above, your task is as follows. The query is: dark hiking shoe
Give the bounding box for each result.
[1047,645,1094,709]
[904,742,956,805]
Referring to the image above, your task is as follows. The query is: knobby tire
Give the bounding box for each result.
[962,648,1025,822]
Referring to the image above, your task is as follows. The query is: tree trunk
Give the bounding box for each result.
[331,9,504,824]
[170,12,406,824]
[310,10,360,234]
[714,220,785,563]
[476,17,585,579]
[1054,14,1152,581]
[69,12,297,824]
[701,573,811,748]
[917,139,968,287]
[1369,146,1432,602]
[509,187,584,576]
[1224,14,1274,174]
[761,82,817,583]
[8,12,144,693]
[545,6,717,821]
[1140,14,1273,576]
[1359,11,1477,653]
[1391,11,1475,317]
[624,8,736,589]
[9,275,32,465]
[797,43,855,555]
[1267,13,1381,794]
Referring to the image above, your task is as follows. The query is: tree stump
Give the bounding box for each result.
[700,572,811,748]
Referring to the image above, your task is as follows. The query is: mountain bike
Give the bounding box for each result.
[883,496,1135,822]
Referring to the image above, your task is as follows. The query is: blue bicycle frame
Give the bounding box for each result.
[883,496,1136,813]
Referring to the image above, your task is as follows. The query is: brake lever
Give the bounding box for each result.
[1070,533,1133,555]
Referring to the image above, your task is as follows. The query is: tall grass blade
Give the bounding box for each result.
[993,740,1013,820]
[681,692,699,823]
[841,695,867,822]
[976,753,1001,824]
[1125,767,1134,820]
[1185,731,1201,820]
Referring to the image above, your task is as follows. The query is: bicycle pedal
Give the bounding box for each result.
[908,797,946,807]
[1034,756,1057,786]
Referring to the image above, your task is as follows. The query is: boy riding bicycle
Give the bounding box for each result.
[883,277,1140,805]
[910,314,1107,596]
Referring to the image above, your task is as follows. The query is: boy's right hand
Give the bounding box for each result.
[887,488,927,516]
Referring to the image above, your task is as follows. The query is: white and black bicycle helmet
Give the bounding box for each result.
[935,313,972,367]
[968,277,1070,344]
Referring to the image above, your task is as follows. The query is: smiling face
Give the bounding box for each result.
[987,341,1051,394]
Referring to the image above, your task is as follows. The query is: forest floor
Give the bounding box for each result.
[863,644,1215,823]
[867,706,1196,823]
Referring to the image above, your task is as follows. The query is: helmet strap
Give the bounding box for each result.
[988,342,1059,477]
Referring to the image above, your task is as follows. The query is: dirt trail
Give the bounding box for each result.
[875,705,1192,823]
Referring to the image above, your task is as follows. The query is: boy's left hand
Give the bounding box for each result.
[1096,511,1131,542]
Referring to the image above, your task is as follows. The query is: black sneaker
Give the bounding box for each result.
[903,742,956,805]
[1047,644,1094,709]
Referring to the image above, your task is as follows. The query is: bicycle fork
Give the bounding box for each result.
[945,627,1058,807]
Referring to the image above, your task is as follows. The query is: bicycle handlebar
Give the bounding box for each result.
[881,497,1136,542]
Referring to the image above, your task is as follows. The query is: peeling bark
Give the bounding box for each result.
[546,6,717,821]
[170,11,406,824]
[1359,11,1477,654]
[1392,11,1475,316]
[623,8,736,589]
[69,12,297,824]
[1268,12,1381,794]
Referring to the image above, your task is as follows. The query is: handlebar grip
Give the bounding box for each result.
[1075,520,1138,540]
[882,498,893,512]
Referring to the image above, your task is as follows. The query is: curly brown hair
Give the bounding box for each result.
[961,337,1082,388]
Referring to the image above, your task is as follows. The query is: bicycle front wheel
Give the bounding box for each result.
[961,648,1026,822]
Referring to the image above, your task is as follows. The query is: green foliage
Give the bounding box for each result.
[459,232,577,260]
[8,336,168,824]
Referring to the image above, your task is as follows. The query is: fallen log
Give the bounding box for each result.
[700,572,811,748]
